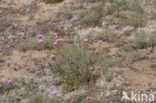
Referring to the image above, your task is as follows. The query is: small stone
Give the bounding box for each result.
[105,90,111,97]
[112,90,118,95]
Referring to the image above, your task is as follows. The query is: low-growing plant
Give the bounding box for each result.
[51,36,106,89]
[126,13,146,28]
[43,0,64,3]
[123,0,143,12]
[18,37,53,52]
[81,12,100,26]
[0,83,20,94]
[104,2,116,15]
[56,7,75,20]
[93,30,117,42]
[128,31,156,49]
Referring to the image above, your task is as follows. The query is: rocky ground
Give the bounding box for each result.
[0,0,156,103]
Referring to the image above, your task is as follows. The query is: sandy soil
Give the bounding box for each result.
[0,50,47,82]
[123,48,156,91]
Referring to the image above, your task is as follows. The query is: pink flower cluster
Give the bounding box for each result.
[50,54,55,59]
[83,38,88,42]
[68,17,83,29]
[6,60,11,65]
[38,35,43,43]
[29,76,34,80]
[72,17,78,21]
[8,80,12,84]
[98,40,103,44]
[50,86,61,98]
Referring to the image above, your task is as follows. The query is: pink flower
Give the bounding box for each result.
[38,39,43,43]
[38,35,42,39]
[29,76,34,80]
[52,90,56,95]
[50,54,55,59]
[6,60,11,65]
[68,24,73,29]
[8,80,12,84]
[78,25,82,29]
[50,86,56,91]
[50,32,54,36]
[53,41,58,46]
[21,88,24,91]
[83,38,88,42]
[72,17,78,21]
[98,40,103,44]
[55,39,59,42]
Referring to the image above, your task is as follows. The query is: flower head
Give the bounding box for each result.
[50,86,56,91]
[83,38,88,42]
[50,54,55,59]
[98,40,103,45]
[6,60,11,65]
[38,39,43,43]
[72,17,78,21]
[78,25,82,29]
[52,90,56,95]
[0,10,3,14]
[55,39,59,42]
[96,66,102,71]
[68,24,73,29]
[86,97,91,102]
[38,35,42,39]
[29,76,34,80]
[53,41,58,46]
[8,80,12,84]
[50,32,54,36]
[21,88,24,91]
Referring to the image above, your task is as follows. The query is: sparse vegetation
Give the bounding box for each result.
[52,37,107,89]
[43,0,64,3]
[0,0,156,102]
[18,37,53,52]
[128,31,156,49]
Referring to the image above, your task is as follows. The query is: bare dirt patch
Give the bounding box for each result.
[0,50,47,82]
[123,48,156,91]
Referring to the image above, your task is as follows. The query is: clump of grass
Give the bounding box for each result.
[18,37,53,52]
[52,37,106,89]
[28,95,64,103]
[55,7,75,20]
[125,13,146,28]
[0,83,20,94]
[105,71,113,82]
[81,12,100,26]
[123,0,143,12]
[128,31,156,49]
[68,92,87,103]
[93,30,117,42]
[104,2,116,15]
[43,0,64,3]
